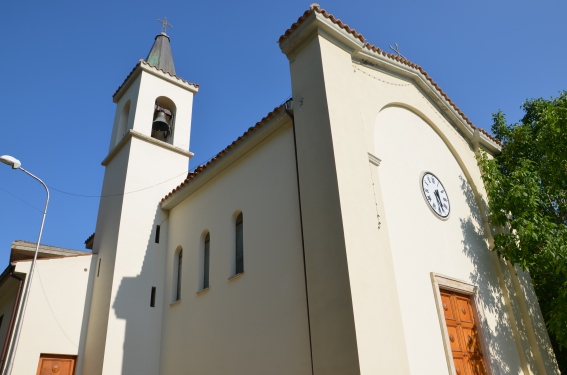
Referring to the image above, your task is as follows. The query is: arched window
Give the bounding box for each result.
[173,247,182,301]
[203,233,210,289]
[235,213,244,275]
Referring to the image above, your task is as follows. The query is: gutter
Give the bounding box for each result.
[0,265,24,373]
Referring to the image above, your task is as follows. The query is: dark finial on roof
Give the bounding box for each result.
[146,17,176,75]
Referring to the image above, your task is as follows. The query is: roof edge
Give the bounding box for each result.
[161,104,290,209]
[112,60,199,103]
[278,5,501,151]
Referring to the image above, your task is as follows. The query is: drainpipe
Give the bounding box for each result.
[0,267,24,374]
[284,98,314,375]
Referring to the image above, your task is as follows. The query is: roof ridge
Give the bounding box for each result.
[161,104,286,203]
[278,6,501,146]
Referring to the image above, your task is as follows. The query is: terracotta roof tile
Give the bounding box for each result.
[278,5,365,44]
[279,6,501,146]
[112,60,199,100]
[161,104,286,203]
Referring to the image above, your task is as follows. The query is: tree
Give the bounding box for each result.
[477,91,567,370]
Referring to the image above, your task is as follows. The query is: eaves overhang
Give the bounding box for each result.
[112,60,199,103]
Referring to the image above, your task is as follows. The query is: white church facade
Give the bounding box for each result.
[0,6,560,375]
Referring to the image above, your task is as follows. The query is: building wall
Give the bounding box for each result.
[374,106,522,374]
[83,65,194,375]
[10,256,92,374]
[160,123,312,375]
[283,19,557,373]
[0,276,19,366]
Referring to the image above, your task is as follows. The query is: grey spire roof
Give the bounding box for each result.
[145,33,176,75]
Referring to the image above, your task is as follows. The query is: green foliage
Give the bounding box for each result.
[478,92,567,367]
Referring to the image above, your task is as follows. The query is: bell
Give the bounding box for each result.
[152,111,170,132]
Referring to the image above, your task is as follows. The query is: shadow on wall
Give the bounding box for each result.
[112,206,164,375]
[458,175,522,375]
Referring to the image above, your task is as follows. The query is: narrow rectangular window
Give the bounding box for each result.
[203,233,210,289]
[150,286,156,307]
[155,225,161,244]
[236,213,244,275]
[176,250,182,301]
[97,258,101,277]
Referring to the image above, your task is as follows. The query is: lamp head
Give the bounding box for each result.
[0,155,21,169]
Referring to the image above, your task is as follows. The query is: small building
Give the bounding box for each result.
[0,241,92,374]
[0,6,560,375]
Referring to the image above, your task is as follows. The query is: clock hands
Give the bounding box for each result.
[434,190,444,213]
[423,173,450,218]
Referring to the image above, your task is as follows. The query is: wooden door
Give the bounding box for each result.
[36,354,76,375]
[440,290,487,375]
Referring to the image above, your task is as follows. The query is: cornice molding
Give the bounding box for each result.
[113,61,199,103]
[102,130,193,166]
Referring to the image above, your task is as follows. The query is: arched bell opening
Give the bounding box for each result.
[151,96,177,144]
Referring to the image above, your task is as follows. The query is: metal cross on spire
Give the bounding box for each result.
[389,43,406,60]
[157,17,173,34]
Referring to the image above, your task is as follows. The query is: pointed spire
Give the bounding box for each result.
[146,18,176,75]
[146,34,176,75]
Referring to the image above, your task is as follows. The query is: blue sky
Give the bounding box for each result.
[0,0,565,264]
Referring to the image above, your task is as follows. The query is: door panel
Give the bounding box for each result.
[440,290,487,375]
[36,354,76,375]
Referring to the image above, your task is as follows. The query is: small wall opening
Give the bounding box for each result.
[173,247,183,302]
[199,230,210,291]
[151,96,176,144]
[150,286,156,307]
[116,100,131,145]
[155,225,161,244]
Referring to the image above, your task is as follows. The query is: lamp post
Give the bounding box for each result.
[0,155,49,375]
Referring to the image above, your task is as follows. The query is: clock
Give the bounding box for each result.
[421,172,450,219]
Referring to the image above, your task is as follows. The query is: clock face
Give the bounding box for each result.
[421,173,450,218]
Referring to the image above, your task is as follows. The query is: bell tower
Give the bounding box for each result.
[81,22,198,375]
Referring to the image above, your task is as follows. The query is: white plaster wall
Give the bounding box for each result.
[110,76,141,150]
[375,106,524,374]
[132,71,194,150]
[84,59,194,375]
[97,138,188,375]
[82,142,131,375]
[10,256,92,374]
[160,123,312,375]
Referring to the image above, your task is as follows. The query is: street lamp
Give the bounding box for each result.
[0,155,49,375]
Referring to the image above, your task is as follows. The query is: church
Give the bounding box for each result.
[0,5,560,375]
